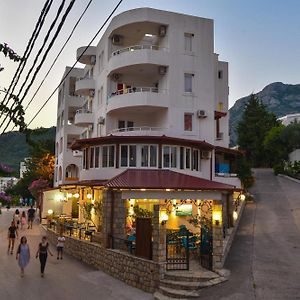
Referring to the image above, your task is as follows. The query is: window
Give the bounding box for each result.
[180,147,184,169]
[218,70,223,79]
[95,146,100,168]
[141,145,149,167]
[108,145,115,167]
[69,77,76,96]
[118,120,126,131]
[102,145,114,167]
[120,145,137,167]
[98,87,103,106]
[98,51,104,73]
[60,137,63,154]
[184,73,193,93]
[118,120,134,131]
[90,147,94,168]
[163,146,177,168]
[192,149,200,171]
[83,148,89,170]
[184,114,193,131]
[184,33,193,52]
[149,145,157,167]
[102,146,108,167]
[186,148,191,169]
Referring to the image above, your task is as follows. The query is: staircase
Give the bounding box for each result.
[154,269,230,300]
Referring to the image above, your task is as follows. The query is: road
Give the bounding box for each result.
[198,169,300,300]
[0,208,152,300]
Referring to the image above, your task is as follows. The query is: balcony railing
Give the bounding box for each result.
[111,126,166,134]
[75,108,92,115]
[109,87,167,98]
[111,44,167,57]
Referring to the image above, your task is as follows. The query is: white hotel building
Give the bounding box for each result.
[47,8,243,288]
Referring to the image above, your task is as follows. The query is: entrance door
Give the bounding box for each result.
[135,217,152,260]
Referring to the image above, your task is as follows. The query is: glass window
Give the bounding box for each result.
[192,149,200,171]
[118,120,126,131]
[184,73,193,93]
[186,148,191,169]
[171,147,177,168]
[108,145,115,167]
[163,146,170,168]
[150,145,157,167]
[184,33,193,51]
[129,145,137,167]
[141,145,149,167]
[90,147,94,168]
[120,145,128,167]
[83,149,86,169]
[95,147,100,168]
[184,114,193,131]
[102,146,108,167]
[69,77,76,96]
[180,147,184,169]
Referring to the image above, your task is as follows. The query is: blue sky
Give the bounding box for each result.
[0,0,299,129]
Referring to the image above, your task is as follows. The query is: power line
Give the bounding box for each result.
[0,0,53,120]
[26,0,124,129]
[24,0,93,112]
[1,0,71,133]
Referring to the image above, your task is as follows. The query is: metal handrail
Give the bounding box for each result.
[75,108,92,114]
[111,44,167,56]
[111,126,166,133]
[109,87,167,98]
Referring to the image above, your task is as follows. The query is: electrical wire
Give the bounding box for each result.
[26,0,123,129]
[0,0,69,133]
[0,0,53,120]
[24,0,93,112]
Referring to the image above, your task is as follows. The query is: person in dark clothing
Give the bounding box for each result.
[36,236,53,277]
[8,220,18,254]
[27,206,35,229]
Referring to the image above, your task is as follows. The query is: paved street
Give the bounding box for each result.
[0,208,152,300]
[198,168,300,300]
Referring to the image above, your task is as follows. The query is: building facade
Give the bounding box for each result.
[48,8,244,296]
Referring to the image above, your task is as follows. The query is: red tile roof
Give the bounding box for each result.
[105,169,236,190]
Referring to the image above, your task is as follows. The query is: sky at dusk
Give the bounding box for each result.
[0,0,299,129]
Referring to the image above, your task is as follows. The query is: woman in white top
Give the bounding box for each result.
[56,231,65,260]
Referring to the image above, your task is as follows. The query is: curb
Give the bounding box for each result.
[278,174,300,184]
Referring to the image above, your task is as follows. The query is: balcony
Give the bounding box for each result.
[74,109,93,127]
[107,87,168,113]
[76,46,96,65]
[75,78,95,96]
[109,126,167,136]
[108,45,169,73]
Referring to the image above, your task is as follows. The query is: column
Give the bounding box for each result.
[212,202,223,270]
[152,205,166,263]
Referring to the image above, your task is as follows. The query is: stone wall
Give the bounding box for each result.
[46,228,164,293]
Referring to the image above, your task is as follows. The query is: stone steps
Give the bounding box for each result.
[155,269,230,299]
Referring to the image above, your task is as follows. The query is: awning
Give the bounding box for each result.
[105,169,236,190]
[215,146,243,156]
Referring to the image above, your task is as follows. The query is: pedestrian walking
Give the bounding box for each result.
[27,205,35,229]
[7,220,18,254]
[56,231,65,260]
[21,211,26,230]
[13,209,20,229]
[36,236,53,277]
[16,236,30,277]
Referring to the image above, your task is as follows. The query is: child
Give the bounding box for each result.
[21,211,26,230]
[8,220,18,254]
[57,231,65,260]
[36,236,53,277]
[16,236,30,277]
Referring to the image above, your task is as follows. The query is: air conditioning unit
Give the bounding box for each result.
[112,34,123,45]
[197,110,207,118]
[158,25,167,37]
[89,89,95,97]
[90,55,96,65]
[158,66,167,75]
[112,73,121,81]
[201,150,211,159]
[98,117,105,125]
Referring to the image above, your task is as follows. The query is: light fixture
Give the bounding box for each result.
[140,188,146,192]
[165,189,171,192]
[87,193,92,199]
[67,193,73,198]
[233,210,238,221]
[74,193,80,198]
[212,211,222,226]
[240,194,246,201]
[161,213,169,225]
[47,209,53,215]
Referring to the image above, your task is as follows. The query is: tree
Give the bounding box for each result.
[237,94,279,167]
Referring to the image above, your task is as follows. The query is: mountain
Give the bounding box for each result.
[0,127,56,176]
[229,82,300,146]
